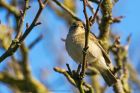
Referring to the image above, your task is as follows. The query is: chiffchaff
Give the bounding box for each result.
[65,21,117,86]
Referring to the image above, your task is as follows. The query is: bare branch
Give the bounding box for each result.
[0,0,48,63]
[80,0,90,78]
[54,67,76,87]
[0,0,20,17]
[90,0,103,25]
[52,0,81,21]
[28,34,43,49]
[15,0,30,40]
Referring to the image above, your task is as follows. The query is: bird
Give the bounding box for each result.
[65,21,117,86]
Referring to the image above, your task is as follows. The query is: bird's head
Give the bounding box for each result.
[69,21,85,35]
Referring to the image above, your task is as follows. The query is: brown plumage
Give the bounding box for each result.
[65,21,117,86]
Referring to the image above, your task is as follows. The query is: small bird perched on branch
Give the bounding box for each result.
[65,21,117,86]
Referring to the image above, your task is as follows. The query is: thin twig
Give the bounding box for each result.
[80,0,90,78]
[15,0,30,40]
[66,64,72,75]
[28,34,43,49]
[54,66,93,93]
[77,64,82,74]
[90,0,103,25]
[52,0,81,21]
[0,0,48,63]
[16,0,31,79]
[0,0,20,17]
[111,16,125,23]
[86,1,101,25]
[20,0,48,42]
[54,67,76,87]
[80,0,102,78]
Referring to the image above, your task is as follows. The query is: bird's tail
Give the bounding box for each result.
[88,64,117,86]
[88,57,117,86]
[100,68,117,86]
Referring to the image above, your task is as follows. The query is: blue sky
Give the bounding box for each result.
[0,0,140,93]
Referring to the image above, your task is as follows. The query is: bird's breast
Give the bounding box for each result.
[66,33,100,64]
[66,34,84,64]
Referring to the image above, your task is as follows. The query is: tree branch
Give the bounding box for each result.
[80,0,90,78]
[0,0,20,17]
[52,0,81,21]
[98,0,113,50]
[0,0,48,63]
[54,66,93,93]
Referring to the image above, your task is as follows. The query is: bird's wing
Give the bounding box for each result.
[89,33,111,65]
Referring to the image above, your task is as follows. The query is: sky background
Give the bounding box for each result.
[0,0,140,93]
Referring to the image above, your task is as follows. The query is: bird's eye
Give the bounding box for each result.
[72,25,77,28]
